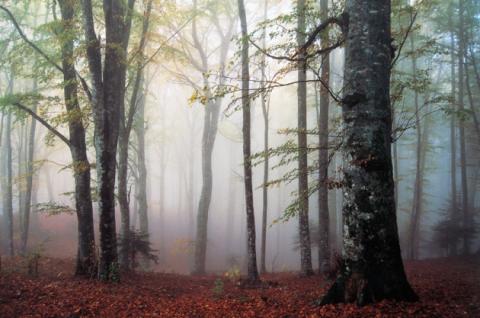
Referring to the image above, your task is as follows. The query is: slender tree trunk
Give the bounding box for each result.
[321,0,418,305]
[19,94,36,254]
[2,111,13,257]
[117,0,151,270]
[297,0,314,277]
[135,82,148,236]
[448,9,458,256]
[158,101,166,265]
[318,0,330,274]
[225,145,237,259]
[260,0,269,275]
[238,0,260,283]
[191,2,232,273]
[17,122,26,241]
[408,32,422,261]
[457,0,470,255]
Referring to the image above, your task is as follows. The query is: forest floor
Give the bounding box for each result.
[0,256,479,317]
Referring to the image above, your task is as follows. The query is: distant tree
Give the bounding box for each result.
[2,85,14,257]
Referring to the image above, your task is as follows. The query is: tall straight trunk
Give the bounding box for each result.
[135,81,148,235]
[297,0,314,276]
[448,9,458,256]
[187,123,195,239]
[158,101,166,264]
[2,111,13,256]
[19,103,36,254]
[225,145,237,258]
[408,32,422,260]
[321,0,418,305]
[58,0,96,277]
[117,127,131,269]
[238,0,259,283]
[465,63,480,141]
[20,82,37,254]
[18,122,26,233]
[457,0,470,255]
[318,0,330,274]
[260,0,269,274]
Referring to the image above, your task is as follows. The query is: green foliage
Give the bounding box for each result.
[34,201,75,216]
[117,230,159,271]
[212,278,224,298]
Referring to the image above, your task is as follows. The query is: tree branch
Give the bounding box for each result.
[12,102,71,147]
[0,4,93,102]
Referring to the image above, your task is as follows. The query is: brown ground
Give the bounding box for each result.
[0,256,479,317]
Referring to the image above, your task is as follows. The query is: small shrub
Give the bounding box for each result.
[224,265,241,283]
[212,278,224,298]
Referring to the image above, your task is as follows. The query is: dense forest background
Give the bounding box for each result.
[0,0,478,282]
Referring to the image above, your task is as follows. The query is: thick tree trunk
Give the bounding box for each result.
[318,0,330,274]
[321,0,418,305]
[81,0,134,280]
[58,0,97,277]
[296,0,314,277]
[238,0,259,283]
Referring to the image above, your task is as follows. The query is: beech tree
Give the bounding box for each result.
[81,0,134,280]
[321,0,418,305]
[238,0,259,284]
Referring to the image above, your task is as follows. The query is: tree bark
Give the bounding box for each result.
[19,89,36,255]
[448,8,458,256]
[260,0,269,275]
[238,0,260,283]
[407,31,422,261]
[192,0,233,274]
[135,78,149,236]
[457,0,470,255]
[297,0,314,277]
[81,0,134,280]
[58,0,97,277]
[321,0,418,305]
[318,0,331,274]
[2,111,13,257]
